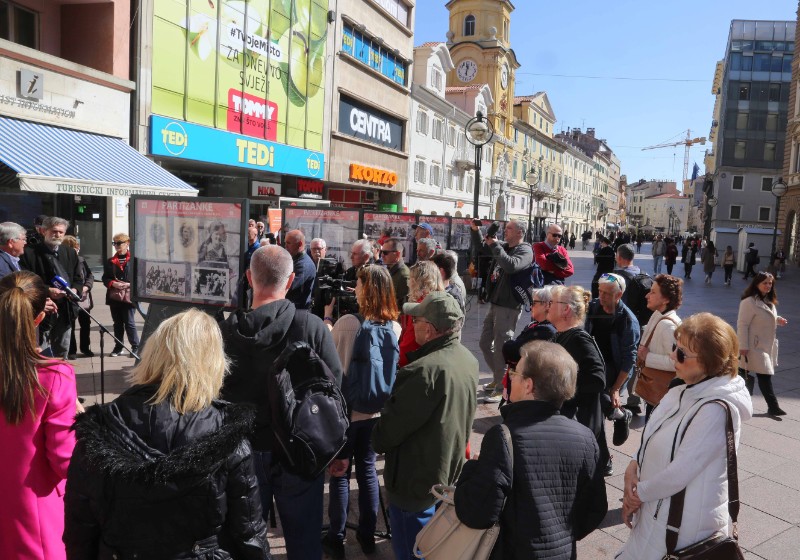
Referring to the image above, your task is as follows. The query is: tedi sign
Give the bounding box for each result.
[339,96,403,151]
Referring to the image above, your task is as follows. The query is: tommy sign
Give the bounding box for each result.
[339,96,403,151]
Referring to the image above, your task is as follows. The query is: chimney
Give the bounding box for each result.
[586,128,595,137]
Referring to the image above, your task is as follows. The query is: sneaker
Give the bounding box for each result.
[321,534,344,560]
[613,408,633,446]
[484,389,503,403]
[110,349,127,357]
[483,381,498,392]
[356,532,376,555]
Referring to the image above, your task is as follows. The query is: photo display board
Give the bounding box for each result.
[449,218,506,251]
[284,207,361,265]
[417,215,451,249]
[131,196,247,308]
[363,212,417,263]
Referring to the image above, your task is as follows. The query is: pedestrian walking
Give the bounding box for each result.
[569,232,576,250]
[722,245,736,286]
[651,234,666,274]
[664,237,679,275]
[702,240,718,284]
[737,272,788,416]
[618,313,752,559]
[0,271,78,560]
[681,240,696,279]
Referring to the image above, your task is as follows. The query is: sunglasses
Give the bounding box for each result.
[550,233,563,238]
[672,343,698,364]
[600,273,622,288]
[112,241,127,246]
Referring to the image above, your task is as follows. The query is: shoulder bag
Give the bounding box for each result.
[413,424,512,560]
[661,399,745,560]
[108,281,131,304]
[634,317,677,406]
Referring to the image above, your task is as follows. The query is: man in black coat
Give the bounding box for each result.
[455,340,607,560]
[20,216,83,359]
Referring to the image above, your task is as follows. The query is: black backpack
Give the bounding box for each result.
[267,311,349,480]
[508,262,545,310]
[617,270,653,327]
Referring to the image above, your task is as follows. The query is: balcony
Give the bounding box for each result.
[452,145,476,171]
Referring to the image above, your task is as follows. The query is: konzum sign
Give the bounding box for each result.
[349,164,398,187]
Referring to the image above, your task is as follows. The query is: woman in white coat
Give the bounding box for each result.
[617,312,752,560]
[637,274,683,420]
[737,271,788,416]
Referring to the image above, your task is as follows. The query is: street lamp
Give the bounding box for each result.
[585,202,591,232]
[770,177,787,264]
[465,111,494,219]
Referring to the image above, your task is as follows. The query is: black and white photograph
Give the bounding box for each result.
[191,266,229,301]
[145,216,169,260]
[144,263,187,298]
[197,220,230,264]
[172,218,198,263]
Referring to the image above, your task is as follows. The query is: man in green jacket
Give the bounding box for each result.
[373,292,478,560]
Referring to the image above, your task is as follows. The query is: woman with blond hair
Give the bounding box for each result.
[549,285,606,441]
[64,309,268,559]
[397,261,444,367]
[0,271,77,560]
[619,313,752,559]
[322,265,401,557]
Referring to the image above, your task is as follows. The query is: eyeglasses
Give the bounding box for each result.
[672,343,698,364]
[508,367,522,378]
[600,273,622,289]
[550,233,563,238]
[381,249,399,255]
[412,317,433,326]
[112,241,127,246]
[532,299,548,306]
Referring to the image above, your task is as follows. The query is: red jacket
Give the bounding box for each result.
[533,242,574,281]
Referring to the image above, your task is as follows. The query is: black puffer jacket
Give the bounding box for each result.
[455,401,608,560]
[64,385,268,560]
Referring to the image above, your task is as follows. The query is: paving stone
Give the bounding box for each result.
[735,503,793,549]
[750,526,800,560]
[740,476,800,524]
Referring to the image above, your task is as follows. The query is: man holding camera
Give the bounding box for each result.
[475,220,533,402]
[533,225,574,285]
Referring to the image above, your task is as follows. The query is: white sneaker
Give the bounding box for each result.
[483,381,498,392]
[484,390,503,403]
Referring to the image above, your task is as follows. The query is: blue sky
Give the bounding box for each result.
[413,0,797,186]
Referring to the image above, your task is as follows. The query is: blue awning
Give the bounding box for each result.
[0,116,197,197]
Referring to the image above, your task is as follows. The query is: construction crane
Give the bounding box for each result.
[641,129,706,184]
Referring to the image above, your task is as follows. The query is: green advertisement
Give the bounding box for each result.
[152,0,328,152]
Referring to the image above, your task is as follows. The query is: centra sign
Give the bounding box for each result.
[349,164,398,187]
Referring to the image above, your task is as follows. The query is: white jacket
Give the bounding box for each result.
[640,309,681,372]
[616,375,752,560]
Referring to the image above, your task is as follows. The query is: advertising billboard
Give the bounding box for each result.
[152,0,328,153]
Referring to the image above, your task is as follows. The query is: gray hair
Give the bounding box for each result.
[384,237,404,254]
[616,243,635,262]
[249,245,293,289]
[310,238,327,249]
[519,340,578,408]
[510,219,527,238]
[417,237,437,257]
[352,238,372,256]
[531,285,554,304]
[0,222,25,245]
[42,216,69,230]
[445,249,458,265]
[599,272,626,294]
[434,317,464,337]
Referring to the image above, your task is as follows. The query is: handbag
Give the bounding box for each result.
[108,282,131,304]
[661,400,745,560]
[414,424,512,560]
[634,317,676,406]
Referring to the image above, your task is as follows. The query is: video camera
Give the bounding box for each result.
[317,275,358,318]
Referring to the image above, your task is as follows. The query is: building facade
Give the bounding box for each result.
[707,19,795,253]
[780,1,800,265]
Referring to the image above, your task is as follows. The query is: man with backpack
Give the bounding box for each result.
[219,245,345,560]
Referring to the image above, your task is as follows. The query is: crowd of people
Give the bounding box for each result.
[0,215,785,560]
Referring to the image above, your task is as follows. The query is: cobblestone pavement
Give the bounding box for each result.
[72,244,800,559]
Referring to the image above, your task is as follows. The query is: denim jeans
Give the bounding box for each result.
[109,302,140,350]
[327,418,379,542]
[653,255,663,274]
[253,450,324,560]
[388,503,435,560]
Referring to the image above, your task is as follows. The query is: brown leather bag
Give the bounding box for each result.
[661,400,745,560]
[634,317,676,406]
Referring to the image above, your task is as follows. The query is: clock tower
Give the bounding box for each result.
[445,0,520,139]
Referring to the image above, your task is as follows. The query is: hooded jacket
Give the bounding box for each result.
[616,375,752,560]
[64,385,268,559]
[219,301,343,451]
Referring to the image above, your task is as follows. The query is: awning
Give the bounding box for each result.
[0,116,197,198]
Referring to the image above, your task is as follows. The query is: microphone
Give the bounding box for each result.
[52,275,82,303]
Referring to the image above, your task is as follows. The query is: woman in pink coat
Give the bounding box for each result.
[0,271,77,560]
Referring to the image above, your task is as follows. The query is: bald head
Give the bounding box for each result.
[249,245,294,295]
[284,229,305,256]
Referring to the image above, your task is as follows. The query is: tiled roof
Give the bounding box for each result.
[416,41,442,48]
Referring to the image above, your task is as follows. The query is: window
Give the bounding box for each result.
[447,126,456,146]
[521,197,525,210]
[769,83,781,102]
[432,118,444,141]
[762,177,774,192]
[464,14,475,36]
[735,141,746,159]
[0,1,37,48]
[738,83,750,100]
[732,176,744,190]
[445,168,452,190]
[455,173,464,191]
[730,205,742,220]
[414,160,426,182]
[759,207,771,221]
[374,0,409,26]
[783,54,793,73]
[431,67,443,90]
[766,113,778,131]
[754,53,771,72]
[736,112,749,130]
[416,111,428,134]
[764,142,776,161]
[430,165,441,187]
[511,195,515,209]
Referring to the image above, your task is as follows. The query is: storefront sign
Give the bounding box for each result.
[349,163,397,187]
[297,178,324,199]
[18,70,44,100]
[20,177,192,197]
[339,96,403,151]
[341,25,407,86]
[0,95,76,118]
[150,115,324,178]
[252,181,281,197]
[152,0,328,152]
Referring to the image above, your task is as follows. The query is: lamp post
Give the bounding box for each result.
[465,111,494,219]
[524,168,540,243]
[770,177,787,264]
[585,202,591,232]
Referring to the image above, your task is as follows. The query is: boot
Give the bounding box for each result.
[745,374,755,396]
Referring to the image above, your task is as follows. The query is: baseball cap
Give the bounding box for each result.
[403,292,463,332]
[412,222,434,235]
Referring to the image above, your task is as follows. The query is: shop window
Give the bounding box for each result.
[464,15,475,37]
[729,205,742,220]
[732,176,744,190]
[759,207,771,221]
[762,177,774,192]
[0,1,38,48]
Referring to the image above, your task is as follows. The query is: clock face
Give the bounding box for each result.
[457,59,478,83]
[500,65,509,89]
